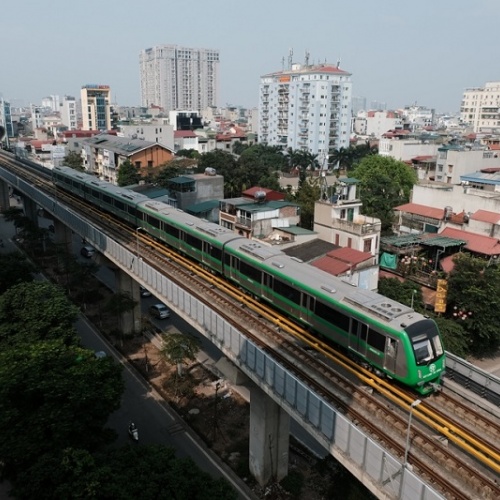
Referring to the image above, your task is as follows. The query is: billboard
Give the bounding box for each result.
[434,279,448,313]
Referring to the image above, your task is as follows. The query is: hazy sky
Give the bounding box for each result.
[2,0,499,113]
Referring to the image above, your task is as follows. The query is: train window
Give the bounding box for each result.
[274,278,301,305]
[185,233,202,250]
[164,223,179,239]
[147,214,160,229]
[115,200,125,211]
[315,301,350,331]
[127,206,137,218]
[367,330,385,352]
[224,252,231,266]
[83,185,90,194]
[239,260,262,282]
[72,180,83,191]
[102,194,111,204]
[91,189,100,198]
[209,246,222,262]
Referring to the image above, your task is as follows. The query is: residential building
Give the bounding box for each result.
[0,97,13,147]
[119,122,174,150]
[168,110,203,131]
[41,95,60,112]
[259,62,352,167]
[313,178,381,258]
[379,131,440,161]
[351,96,366,115]
[80,84,111,131]
[219,195,300,239]
[400,105,435,130]
[60,96,78,130]
[435,145,500,184]
[354,110,402,138]
[173,130,199,152]
[82,134,173,183]
[460,81,500,133]
[139,45,219,112]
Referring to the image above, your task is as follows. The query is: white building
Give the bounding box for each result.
[140,45,219,113]
[379,135,439,162]
[118,122,174,150]
[80,85,111,131]
[354,110,402,138]
[435,145,500,184]
[460,81,500,133]
[259,62,352,166]
[0,97,13,146]
[400,105,434,130]
[41,95,60,112]
[60,96,77,130]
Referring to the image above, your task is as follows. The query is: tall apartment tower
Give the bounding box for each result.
[80,85,111,131]
[139,45,219,112]
[460,81,500,133]
[60,95,77,130]
[0,97,13,147]
[259,62,352,167]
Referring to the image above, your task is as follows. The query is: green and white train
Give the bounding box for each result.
[53,166,446,394]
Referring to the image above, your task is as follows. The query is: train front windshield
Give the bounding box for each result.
[405,320,444,366]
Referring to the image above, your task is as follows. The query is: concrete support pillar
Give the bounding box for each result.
[0,180,9,212]
[53,219,73,253]
[115,269,142,335]
[23,197,39,226]
[249,385,290,486]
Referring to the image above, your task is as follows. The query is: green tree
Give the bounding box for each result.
[197,149,236,175]
[0,251,36,294]
[351,155,417,232]
[232,141,248,156]
[447,253,500,355]
[0,339,123,475]
[160,332,200,377]
[377,278,423,310]
[116,159,140,186]
[176,148,200,159]
[329,147,352,173]
[289,176,321,230]
[0,281,80,346]
[63,151,84,171]
[13,445,237,500]
[434,316,469,358]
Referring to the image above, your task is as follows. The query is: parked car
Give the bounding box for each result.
[80,245,95,258]
[140,286,152,298]
[149,303,170,319]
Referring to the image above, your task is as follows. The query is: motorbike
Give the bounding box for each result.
[128,423,139,442]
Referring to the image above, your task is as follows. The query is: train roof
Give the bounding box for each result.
[226,238,422,330]
[138,199,242,245]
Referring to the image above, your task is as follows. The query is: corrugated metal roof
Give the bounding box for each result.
[280,226,315,235]
[326,247,372,264]
[185,200,219,214]
[460,171,500,185]
[381,234,423,248]
[311,256,350,276]
[420,236,466,248]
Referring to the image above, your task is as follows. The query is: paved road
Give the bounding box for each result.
[0,206,256,500]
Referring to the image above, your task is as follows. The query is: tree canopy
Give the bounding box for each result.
[0,251,36,294]
[116,159,141,187]
[63,151,84,171]
[351,155,417,232]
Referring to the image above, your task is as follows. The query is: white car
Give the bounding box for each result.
[149,303,171,319]
[140,286,152,298]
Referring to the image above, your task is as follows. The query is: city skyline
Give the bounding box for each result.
[1,0,499,114]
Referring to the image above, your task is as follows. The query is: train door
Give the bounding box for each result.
[301,293,313,324]
[349,319,368,356]
[384,337,398,373]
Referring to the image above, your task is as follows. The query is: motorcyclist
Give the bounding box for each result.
[129,422,137,433]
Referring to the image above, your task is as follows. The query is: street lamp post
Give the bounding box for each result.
[410,289,417,309]
[401,399,421,497]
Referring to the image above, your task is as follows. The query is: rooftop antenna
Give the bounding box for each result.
[304,50,310,67]
[337,57,341,68]
[281,56,285,71]
[288,48,293,70]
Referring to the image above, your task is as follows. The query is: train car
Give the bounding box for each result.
[51,166,445,393]
[223,238,445,394]
[136,199,242,273]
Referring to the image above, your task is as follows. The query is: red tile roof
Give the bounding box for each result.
[470,209,500,224]
[412,155,435,162]
[439,227,500,256]
[311,247,372,276]
[395,203,444,220]
[174,130,197,138]
[326,247,372,265]
[490,144,500,150]
[242,187,285,201]
[311,256,350,275]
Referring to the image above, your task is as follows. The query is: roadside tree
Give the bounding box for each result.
[116,159,140,187]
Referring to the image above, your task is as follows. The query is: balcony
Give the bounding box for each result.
[330,217,381,235]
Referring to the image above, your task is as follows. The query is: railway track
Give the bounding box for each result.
[2,154,500,498]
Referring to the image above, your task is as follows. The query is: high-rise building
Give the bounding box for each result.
[60,95,78,130]
[80,85,111,131]
[139,45,219,113]
[460,81,500,133]
[0,97,13,147]
[259,62,352,167]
